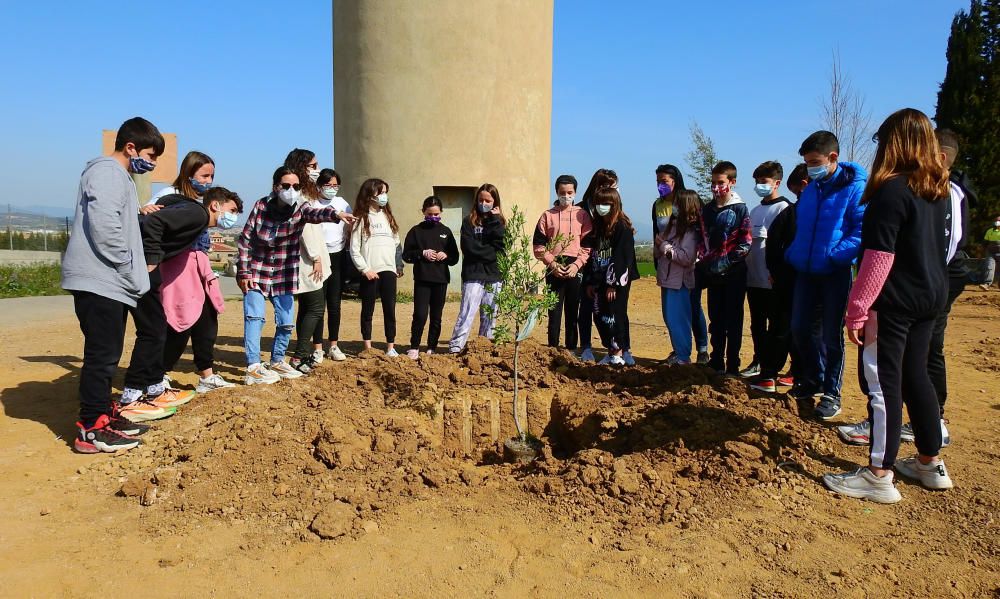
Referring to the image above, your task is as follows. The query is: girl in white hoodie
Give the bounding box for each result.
[350,178,404,356]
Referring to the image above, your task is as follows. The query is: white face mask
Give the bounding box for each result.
[376,193,389,207]
[322,187,338,200]
[308,169,320,183]
[594,204,612,217]
[557,195,572,207]
[278,188,300,205]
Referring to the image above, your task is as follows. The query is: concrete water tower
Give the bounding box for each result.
[333,0,554,288]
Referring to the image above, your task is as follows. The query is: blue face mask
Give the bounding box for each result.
[217,211,238,229]
[754,183,773,198]
[129,154,156,174]
[807,164,831,181]
[478,203,492,214]
[190,178,213,195]
[657,182,673,198]
[425,215,441,223]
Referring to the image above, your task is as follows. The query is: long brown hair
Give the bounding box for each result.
[171,151,214,199]
[352,178,398,238]
[591,187,633,238]
[470,183,506,227]
[669,189,702,241]
[284,148,321,200]
[580,168,618,209]
[862,108,950,204]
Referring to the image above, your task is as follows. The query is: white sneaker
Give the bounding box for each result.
[579,347,596,362]
[837,419,871,446]
[425,349,434,355]
[622,350,636,366]
[900,422,915,442]
[312,349,325,364]
[610,354,626,366]
[406,349,420,360]
[386,348,399,357]
[895,456,954,490]
[162,374,173,387]
[941,419,951,448]
[269,361,304,379]
[822,467,902,504]
[597,354,613,365]
[196,373,236,393]
[246,363,280,385]
[327,346,347,361]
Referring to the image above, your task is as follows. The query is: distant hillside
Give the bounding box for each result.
[2,210,72,232]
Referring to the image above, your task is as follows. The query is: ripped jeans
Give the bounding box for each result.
[244,290,295,366]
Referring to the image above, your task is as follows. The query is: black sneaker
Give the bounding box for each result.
[109,405,151,437]
[294,356,316,375]
[739,362,761,378]
[814,394,842,421]
[74,415,141,454]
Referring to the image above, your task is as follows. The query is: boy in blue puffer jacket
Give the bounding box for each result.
[784,131,867,421]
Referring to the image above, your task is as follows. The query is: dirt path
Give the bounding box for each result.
[1,279,998,598]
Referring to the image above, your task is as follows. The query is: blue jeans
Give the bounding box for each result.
[690,286,708,352]
[244,290,295,366]
[661,286,693,362]
[791,268,852,398]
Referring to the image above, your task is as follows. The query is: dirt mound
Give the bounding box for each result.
[959,292,1000,308]
[108,340,841,541]
[970,336,1000,373]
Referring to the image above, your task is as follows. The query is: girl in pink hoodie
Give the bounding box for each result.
[655,190,704,365]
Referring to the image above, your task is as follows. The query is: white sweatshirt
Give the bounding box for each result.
[350,210,402,274]
[316,196,352,252]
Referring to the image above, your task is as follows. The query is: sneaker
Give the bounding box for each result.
[980,283,991,291]
[597,354,613,365]
[148,388,195,409]
[776,375,794,388]
[294,357,315,375]
[270,361,304,379]
[837,419,871,446]
[195,374,236,394]
[900,423,915,443]
[312,349,325,364]
[609,354,626,366]
[822,467,902,504]
[108,405,151,436]
[425,349,435,355]
[894,456,954,490]
[74,415,141,454]
[661,351,676,363]
[386,347,400,358]
[118,399,177,423]
[749,377,776,393]
[696,350,710,365]
[739,362,761,378]
[406,349,420,360]
[579,347,596,362]
[327,346,347,361]
[622,350,636,366]
[246,363,280,385]
[941,419,951,448]
[814,394,842,421]
[665,354,690,366]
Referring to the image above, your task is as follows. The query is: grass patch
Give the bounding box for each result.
[637,262,656,278]
[0,262,66,299]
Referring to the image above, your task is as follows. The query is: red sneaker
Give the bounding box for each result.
[74,415,141,454]
[776,375,794,388]
[750,378,776,393]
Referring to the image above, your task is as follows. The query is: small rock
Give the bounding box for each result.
[120,475,148,498]
[140,485,158,506]
[273,483,290,497]
[310,502,356,540]
[374,432,396,453]
[459,467,482,486]
[361,520,379,534]
[39,507,51,516]
[588,532,602,547]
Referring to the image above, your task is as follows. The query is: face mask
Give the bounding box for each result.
[217,211,238,230]
[425,215,442,223]
[995,221,1000,228]
[322,187,338,200]
[711,184,730,200]
[657,182,673,198]
[278,188,299,205]
[190,178,212,195]
[595,204,612,217]
[128,151,156,174]
[478,203,492,214]
[557,195,572,207]
[807,164,831,180]
[754,183,773,198]
[376,193,389,207]
[308,169,320,183]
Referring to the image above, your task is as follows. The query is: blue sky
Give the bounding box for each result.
[0,0,969,239]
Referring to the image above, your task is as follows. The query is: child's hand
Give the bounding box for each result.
[363,270,379,281]
[435,251,448,261]
[140,204,161,216]
[310,262,323,282]
[396,269,404,278]
[422,249,437,261]
[606,287,617,303]
[338,212,357,225]
[565,264,578,278]
[847,326,864,346]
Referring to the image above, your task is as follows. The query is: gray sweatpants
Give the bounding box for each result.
[448,280,500,352]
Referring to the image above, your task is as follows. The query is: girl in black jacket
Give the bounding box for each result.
[584,187,638,366]
[448,184,506,353]
[402,196,460,358]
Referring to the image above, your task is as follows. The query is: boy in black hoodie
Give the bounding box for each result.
[699,161,752,375]
[118,187,243,420]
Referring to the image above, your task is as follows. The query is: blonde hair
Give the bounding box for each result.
[863,108,950,204]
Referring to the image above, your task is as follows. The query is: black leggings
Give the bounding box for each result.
[546,272,581,349]
[927,277,965,416]
[410,281,447,349]
[360,271,397,343]
[73,291,128,427]
[706,269,747,374]
[163,299,218,373]
[592,284,631,352]
[860,310,941,469]
[295,288,325,359]
[125,268,166,390]
[317,250,345,343]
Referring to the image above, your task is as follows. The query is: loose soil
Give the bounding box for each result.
[2,280,999,598]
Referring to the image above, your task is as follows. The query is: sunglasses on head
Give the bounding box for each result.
[280,183,302,191]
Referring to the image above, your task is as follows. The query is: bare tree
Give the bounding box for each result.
[684,121,717,201]
[820,50,874,168]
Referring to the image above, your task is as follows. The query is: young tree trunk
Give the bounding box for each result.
[512,338,525,440]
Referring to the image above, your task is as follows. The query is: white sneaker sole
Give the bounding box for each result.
[822,474,902,504]
[894,462,954,490]
[245,376,279,385]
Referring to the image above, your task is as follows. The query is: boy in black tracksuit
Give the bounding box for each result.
[402,197,460,356]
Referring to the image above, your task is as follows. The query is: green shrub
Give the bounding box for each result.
[0,262,66,299]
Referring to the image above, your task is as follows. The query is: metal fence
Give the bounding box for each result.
[2,204,70,252]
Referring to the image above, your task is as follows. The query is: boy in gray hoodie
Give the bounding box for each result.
[61,117,165,453]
